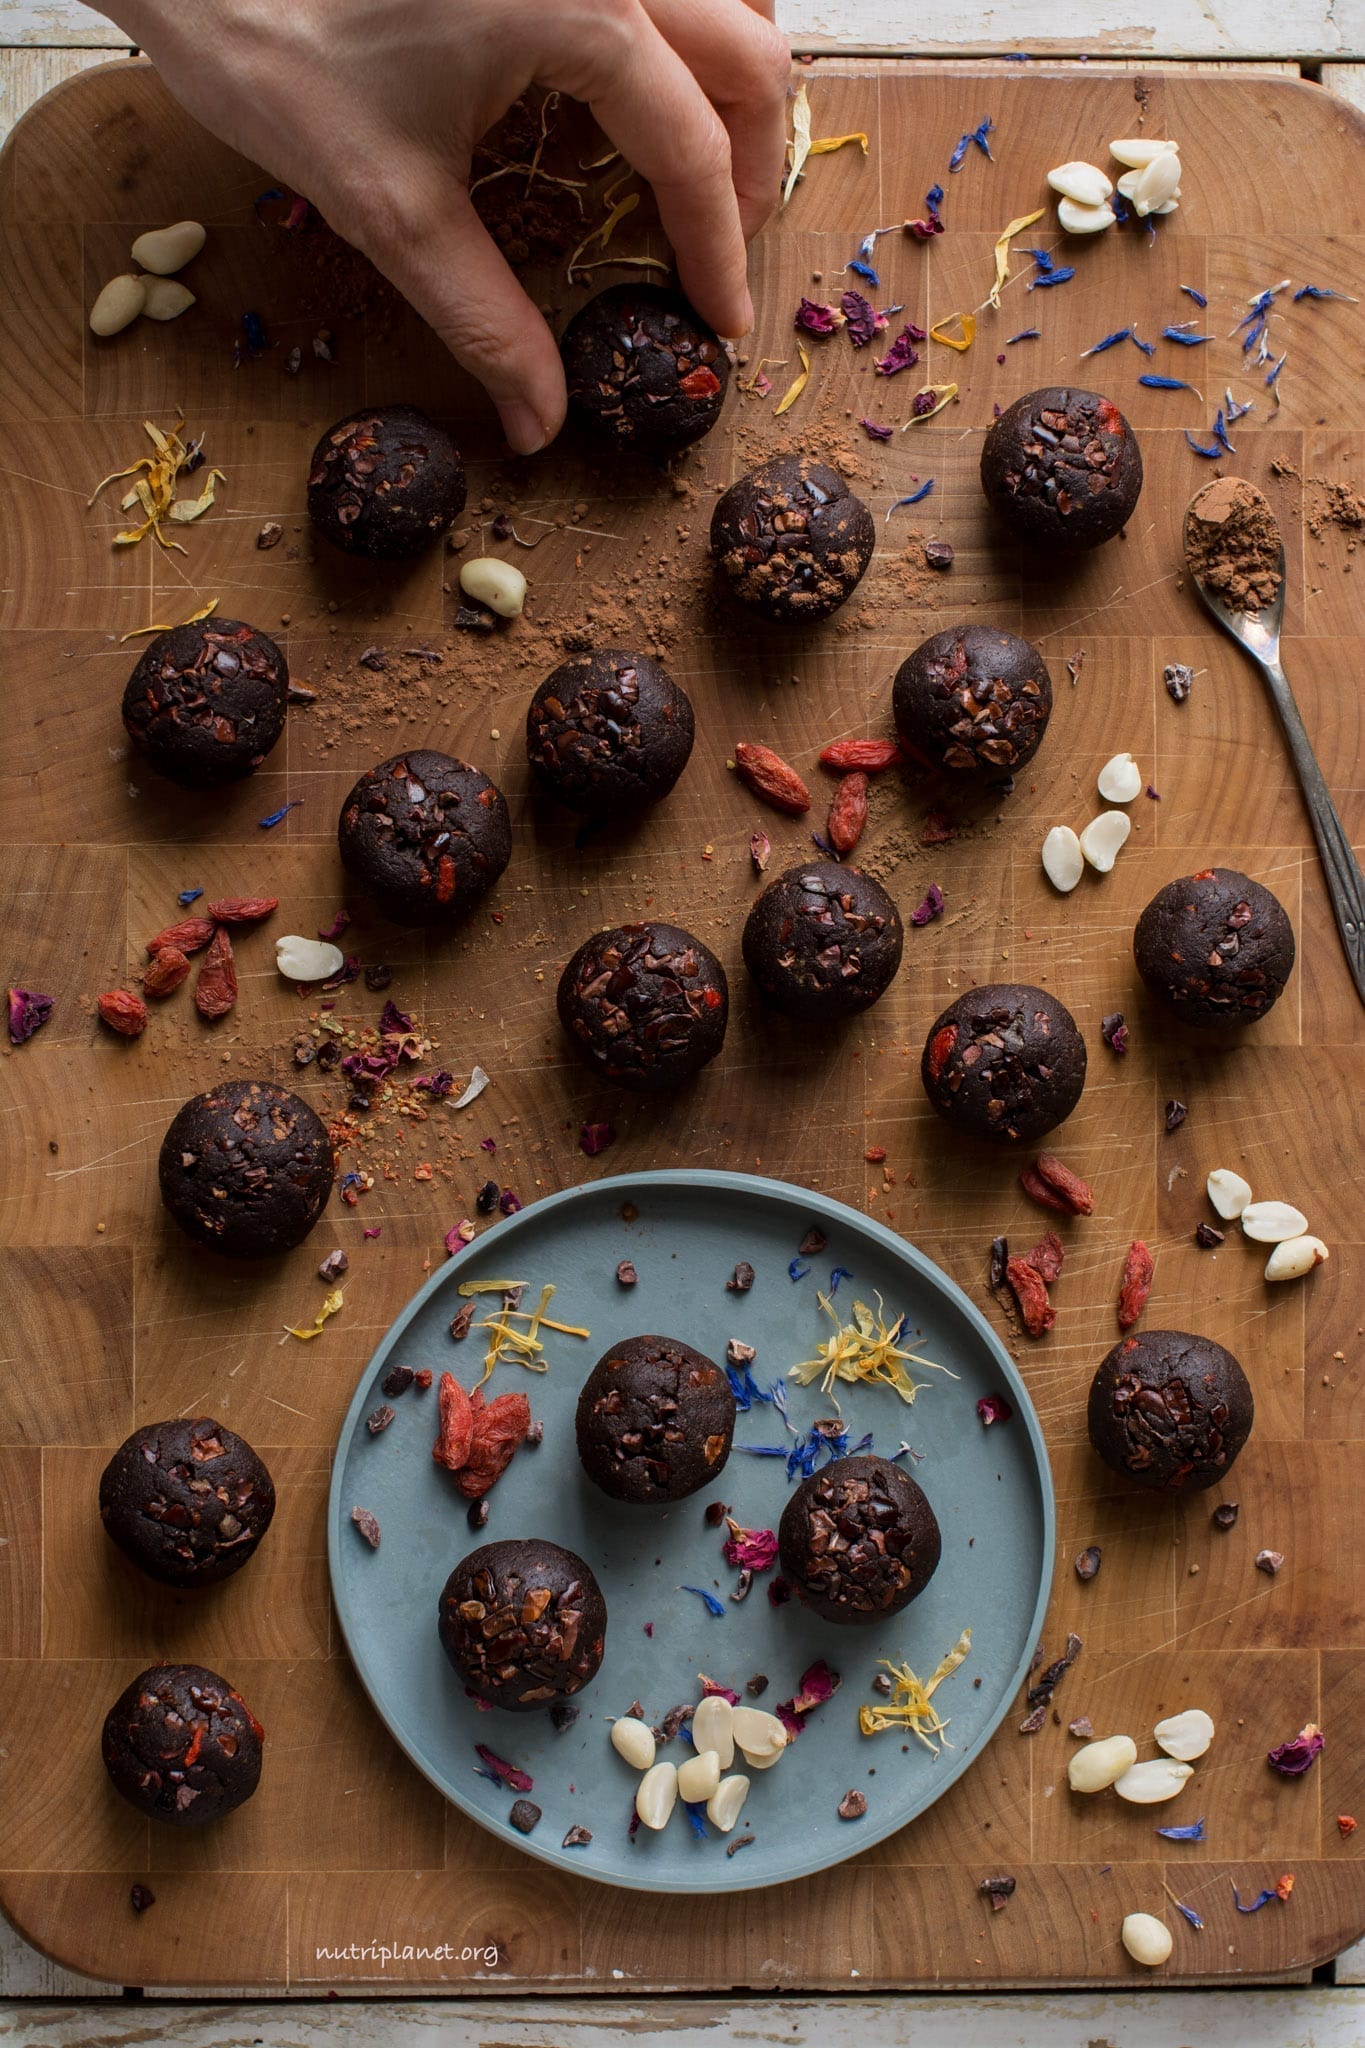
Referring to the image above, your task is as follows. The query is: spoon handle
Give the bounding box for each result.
[1261,656,1365,1006]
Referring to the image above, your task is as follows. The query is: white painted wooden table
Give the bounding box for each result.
[1,0,1362,2035]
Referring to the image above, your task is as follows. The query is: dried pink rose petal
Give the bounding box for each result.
[977,1394,1014,1426]
[721,1521,779,1573]
[579,1122,615,1157]
[7,987,53,1045]
[699,1674,742,1706]
[1267,1723,1324,1777]
[777,1658,842,1736]
[474,1743,533,1792]
[840,289,877,348]
[794,298,842,336]
[875,328,922,377]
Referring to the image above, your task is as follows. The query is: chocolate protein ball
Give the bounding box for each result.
[306,404,465,559]
[742,860,903,1020]
[557,921,728,1092]
[778,1455,941,1624]
[561,283,729,452]
[121,619,288,789]
[921,983,1087,1144]
[575,1335,735,1503]
[101,1662,264,1826]
[893,624,1053,777]
[1133,867,1295,1028]
[711,456,875,622]
[526,650,695,816]
[1087,1330,1254,1492]
[338,750,511,927]
[438,1539,608,1711]
[980,387,1143,549]
[159,1079,334,1258]
[100,1418,276,1587]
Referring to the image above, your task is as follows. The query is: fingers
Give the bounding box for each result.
[348,179,567,453]
[562,6,753,338]
[644,0,791,242]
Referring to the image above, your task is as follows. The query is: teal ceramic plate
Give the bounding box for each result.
[327,1170,1054,1893]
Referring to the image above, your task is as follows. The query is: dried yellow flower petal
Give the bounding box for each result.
[989,208,1047,310]
[788,1291,955,1404]
[858,1629,972,1752]
[900,382,959,429]
[929,312,976,352]
[119,599,219,644]
[773,343,811,417]
[282,1288,344,1343]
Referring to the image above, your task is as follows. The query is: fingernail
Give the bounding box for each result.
[497,401,548,456]
[718,290,756,346]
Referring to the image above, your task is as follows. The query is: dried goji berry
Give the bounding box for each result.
[733,742,810,816]
[194,927,238,1020]
[143,947,191,998]
[1021,1152,1095,1217]
[818,738,904,774]
[926,1023,957,1080]
[203,896,278,923]
[146,917,215,958]
[827,772,869,854]
[96,990,148,1037]
[1117,1239,1154,1330]
[433,1372,475,1471]
[1005,1255,1055,1338]
[1025,1230,1064,1284]
[864,1145,887,1163]
[456,1391,532,1499]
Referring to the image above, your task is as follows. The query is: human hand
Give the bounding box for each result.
[108,0,791,452]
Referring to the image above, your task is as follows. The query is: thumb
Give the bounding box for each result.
[376,183,568,455]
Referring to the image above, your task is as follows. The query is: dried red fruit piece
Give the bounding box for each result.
[1005,1254,1055,1337]
[733,741,811,816]
[818,738,904,773]
[920,808,957,845]
[456,1390,532,1498]
[1117,1239,1155,1330]
[146,917,215,958]
[827,772,869,854]
[679,365,721,399]
[97,990,148,1037]
[433,1371,475,1471]
[1020,1152,1094,1217]
[925,1022,957,1080]
[1025,1231,1064,1284]
[203,896,279,923]
[194,927,238,1019]
[142,946,191,998]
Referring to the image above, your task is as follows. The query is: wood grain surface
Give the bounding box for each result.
[0,58,1362,1992]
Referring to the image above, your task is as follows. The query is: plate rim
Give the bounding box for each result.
[326,1166,1056,1893]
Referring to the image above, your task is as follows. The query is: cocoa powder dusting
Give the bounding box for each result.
[1183,477,1283,613]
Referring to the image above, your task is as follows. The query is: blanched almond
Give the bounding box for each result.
[730,1705,787,1758]
[677,1751,721,1803]
[705,1773,750,1832]
[89,273,146,337]
[1068,1734,1137,1793]
[609,1715,655,1771]
[1110,138,1180,168]
[1154,1708,1214,1761]
[141,276,196,322]
[1097,752,1142,803]
[635,1760,678,1830]
[1241,1200,1308,1243]
[1046,160,1113,206]
[1113,1758,1194,1804]
[1078,809,1132,873]
[1122,1912,1173,1966]
[1042,824,1084,893]
[1265,1235,1330,1281]
[1058,197,1117,235]
[130,219,206,274]
[691,1694,735,1769]
[1207,1168,1252,1219]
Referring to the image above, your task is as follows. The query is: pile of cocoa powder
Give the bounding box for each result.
[1182,476,1284,613]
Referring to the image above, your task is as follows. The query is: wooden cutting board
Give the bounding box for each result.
[1,56,1363,1992]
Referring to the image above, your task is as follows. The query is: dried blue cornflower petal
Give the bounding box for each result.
[1139,375,1199,392]
[1024,247,1055,273]
[1232,1883,1283,1915]
[789,1257,811,1281]
[681,1800,709,1839]
[1157,1817,1207,1841]
[177,887,203,905]
[1081,327,1130,356]
[970,116,995,158]
[1224,390,1254,420]
[1028,267,1076,290]
[1171,1898,1205,1931]
[949,116,994,171]
[259,799,303,828]
[1007,328,1040,342]
[1292,284,1357,302]
[1211,409,1236,453]
[1162,325,1212,345]
[1180,284,1208,307]
[680,1585,726,1618]
[926,183,944,218]
[1184,430,1223,458]
[829,1266,854,1294]
[846,258,880,287]
[1265,352,1287,388]
[726,1364,761,1410]
[1131,329,1156,357]
[886,480,935,520]
[735,1444,790,1459]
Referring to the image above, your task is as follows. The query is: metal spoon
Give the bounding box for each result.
[1183,480,1365,1007]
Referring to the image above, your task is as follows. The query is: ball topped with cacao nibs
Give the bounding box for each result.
[893,624,1053,777]
[526,650,695,816]
[1088,1330,1254,1492]
[980,387,1143,549]
[438,1538,607,1711]
[921,983,1087,1144]
[560,283,729,453]
[576,1333,735,1503]
[1133,867,1295,1028]
[306,404,466,558]
[159,1079,334,1258]
[338,750,511,928]
[711,456,876,622]
[99,1418,275,1587]
[121,619,288,789]
[101,1662,264,1826]
[779,1454,941,1625]
[557,920,728,1092]
[742,860,903,1020]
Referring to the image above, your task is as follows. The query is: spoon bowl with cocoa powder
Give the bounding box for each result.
[1183,476,1365,1006]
